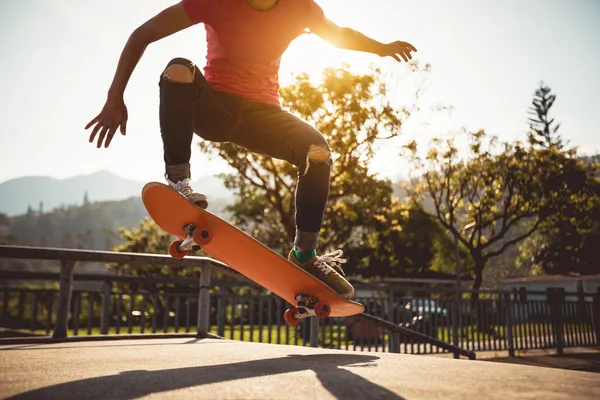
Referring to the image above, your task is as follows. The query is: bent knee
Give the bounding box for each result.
[307,144,331,163]
[301,144,332,175]
[162,63,194,83]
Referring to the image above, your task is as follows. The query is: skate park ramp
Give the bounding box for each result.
[1,337,599,399]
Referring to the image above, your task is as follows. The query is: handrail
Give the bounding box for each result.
[0,270,255,287]
[0,244,250,339]
[358,313,476,360]
[0,270,204,286]
[0,245,243,279]
[0,245,477,357]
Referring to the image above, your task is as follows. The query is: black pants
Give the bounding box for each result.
[159,58,331,248]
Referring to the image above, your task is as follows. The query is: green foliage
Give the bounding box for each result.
[0,213,10,227]
[110,218,256,296]
[0,212,16,246]
[198,63,434,278]
[514,82,599,277]
[356,203,458,278]
[108,218,205,297]
[517,156,600,275]
[404,129,595,289]
[527,81,563,149]
[110,217,181,277]
[404,81,598,287]
[5,197,148,250]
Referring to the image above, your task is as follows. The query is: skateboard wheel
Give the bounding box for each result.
[192,228,212,246]
[169,240,188,259]
[284,307,301,326]
[314,300,331,318]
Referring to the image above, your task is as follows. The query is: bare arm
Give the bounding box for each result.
[312,18,417,62]
[86,2,196,148]
[107,2,194,98]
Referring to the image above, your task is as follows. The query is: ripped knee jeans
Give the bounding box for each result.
[159,57,332,249]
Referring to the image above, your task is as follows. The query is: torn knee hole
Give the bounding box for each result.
[163,64,194,83]
[307,145,331,162]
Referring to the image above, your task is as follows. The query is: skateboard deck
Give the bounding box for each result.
[141,182,364,323]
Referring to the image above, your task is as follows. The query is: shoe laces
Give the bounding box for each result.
[167,177,194,196]
[313,250,346,277]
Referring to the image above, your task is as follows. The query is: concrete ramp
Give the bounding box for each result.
[1,338,599,399]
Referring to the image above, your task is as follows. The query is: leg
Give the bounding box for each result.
[230,100,355,298]
[293,144,331,252]
[159,58,197,182]
[230,102,332,252]
[159,58,239,208]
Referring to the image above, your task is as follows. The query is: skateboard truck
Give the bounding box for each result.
[168,223,212,259]
[284,293,331,326]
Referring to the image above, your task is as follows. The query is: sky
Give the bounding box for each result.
[1,0,599,184]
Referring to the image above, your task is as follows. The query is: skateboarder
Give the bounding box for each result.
[85,0,417,299]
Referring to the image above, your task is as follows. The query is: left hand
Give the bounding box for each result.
[379,41,417,62]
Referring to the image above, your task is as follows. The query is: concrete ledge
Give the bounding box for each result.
[1,338,599,399]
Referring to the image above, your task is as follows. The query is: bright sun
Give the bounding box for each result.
[279,33,374,86]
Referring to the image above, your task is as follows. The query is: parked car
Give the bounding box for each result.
[398,298,448,339]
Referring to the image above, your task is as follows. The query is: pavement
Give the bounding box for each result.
[1,338,600,400]
[477,347,600,373]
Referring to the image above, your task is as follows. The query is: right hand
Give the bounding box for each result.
[85,94,128,148]
[379,41,418,63]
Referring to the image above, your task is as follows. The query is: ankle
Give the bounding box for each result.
[293,247,316,263]
[165,163,191,182]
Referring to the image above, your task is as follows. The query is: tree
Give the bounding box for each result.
[404,129,591,294]
[363,202,458,278]
[527,81,563,149]
[517,156,600,275]
[111,218,251,291]
[515,82,599,276]
[111,217,186,278]
[198,63,429,277]
[0,213,10,228]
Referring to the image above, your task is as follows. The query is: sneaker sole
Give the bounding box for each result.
[340,287,355,300]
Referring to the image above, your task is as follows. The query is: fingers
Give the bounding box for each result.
[87,111,127,147]
[88,122,121,148]
[96,125,110,148]
[85,115,100,130]
[390,41,417,63]
[89,122,102,144]
[405,42,418,52]
[104,126,118,148]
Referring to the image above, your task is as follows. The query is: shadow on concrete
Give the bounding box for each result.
[7,353,404,400]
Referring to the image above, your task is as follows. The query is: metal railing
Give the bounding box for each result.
[0,245,242,339]
[2,245,598,360]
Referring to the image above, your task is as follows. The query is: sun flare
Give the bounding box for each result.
[279,33,374,86]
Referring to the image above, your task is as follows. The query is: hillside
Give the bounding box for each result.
[2,196,232,250]
[0,171,234,216]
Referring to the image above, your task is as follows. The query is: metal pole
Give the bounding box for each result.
[505,291,515,357]
[454,233,461,288]
[309,316,319,347]
[453,232,461,353]
[53,260,76,340]
[197,266,212,337]
[100,281,112,335]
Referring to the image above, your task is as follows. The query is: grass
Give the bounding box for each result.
[32,324,311,345]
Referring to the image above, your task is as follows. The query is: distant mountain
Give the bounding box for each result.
[0,171,234,216]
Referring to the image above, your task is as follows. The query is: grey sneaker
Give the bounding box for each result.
[288,249,355,299]
[166,176,208,209]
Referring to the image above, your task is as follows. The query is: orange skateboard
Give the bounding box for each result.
[141,182,364,325]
